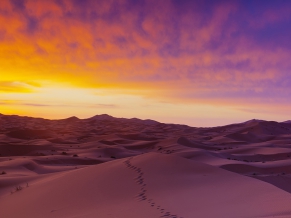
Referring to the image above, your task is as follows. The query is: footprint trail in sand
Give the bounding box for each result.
[124,157,183,218]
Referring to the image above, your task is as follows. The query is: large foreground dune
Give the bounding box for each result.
[1,114,291,217]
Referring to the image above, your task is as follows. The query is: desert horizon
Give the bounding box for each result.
[1,112,291,128]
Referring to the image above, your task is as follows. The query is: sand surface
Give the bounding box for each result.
[1,114,291,217]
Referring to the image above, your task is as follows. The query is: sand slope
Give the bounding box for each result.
[1,153,291,218]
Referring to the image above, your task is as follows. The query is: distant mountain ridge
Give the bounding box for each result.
[0,113,290,128]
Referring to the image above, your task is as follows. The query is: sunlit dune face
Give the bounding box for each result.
[1,0,291,126]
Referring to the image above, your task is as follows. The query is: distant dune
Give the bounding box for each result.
[1,114,291,217]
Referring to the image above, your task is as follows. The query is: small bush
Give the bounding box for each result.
[73,154,78,157]
[61,152,67,155]
[1,171,6,175]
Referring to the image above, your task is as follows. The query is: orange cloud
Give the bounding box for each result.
[0,81,39,93]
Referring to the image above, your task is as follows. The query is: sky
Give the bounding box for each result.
[1,0,291,127]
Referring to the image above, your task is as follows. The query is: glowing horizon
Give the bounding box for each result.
[1,0,291,127]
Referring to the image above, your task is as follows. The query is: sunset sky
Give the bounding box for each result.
[1,0,291,126]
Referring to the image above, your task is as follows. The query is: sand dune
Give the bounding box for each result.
[1,114,291,217]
